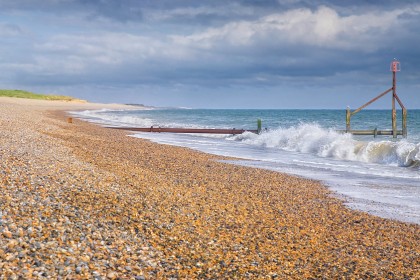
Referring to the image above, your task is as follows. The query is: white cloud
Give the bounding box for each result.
[172,5,419,52]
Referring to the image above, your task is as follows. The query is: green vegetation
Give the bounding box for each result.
[0,89,82,101]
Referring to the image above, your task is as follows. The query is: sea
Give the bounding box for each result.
[71,108,420,225]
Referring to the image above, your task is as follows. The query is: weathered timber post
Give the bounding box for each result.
[257,119,262,134]
[346,107,351,132]
[402,108,407,138]
[392,66,397,138]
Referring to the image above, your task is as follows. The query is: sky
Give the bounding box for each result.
[1,0,420,109]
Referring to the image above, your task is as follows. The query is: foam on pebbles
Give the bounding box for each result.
[0,98,419,279]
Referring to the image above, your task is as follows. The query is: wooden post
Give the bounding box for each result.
[67,117,73,123]
[392,102,397,138]
[392,70,397,138]
[402,108,407,138]
[257,119,262,134]
[346,107,351,133]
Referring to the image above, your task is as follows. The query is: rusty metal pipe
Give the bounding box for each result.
[107,126,258,134]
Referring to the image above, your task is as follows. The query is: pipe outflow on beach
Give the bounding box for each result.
[107,126,259,134]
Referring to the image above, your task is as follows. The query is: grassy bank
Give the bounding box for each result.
[0,89,83,101]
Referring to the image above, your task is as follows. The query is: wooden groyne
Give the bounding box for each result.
[344,59,407,138]
[337,129,404,137]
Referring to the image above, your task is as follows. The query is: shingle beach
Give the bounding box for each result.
[0,97,419,279]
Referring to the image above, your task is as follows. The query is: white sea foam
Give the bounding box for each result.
[70,109,155,127]
[231,123,420,168]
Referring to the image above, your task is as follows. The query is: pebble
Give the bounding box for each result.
[106,271,118,279]
[0,98,419,279]
[2,230,13,238]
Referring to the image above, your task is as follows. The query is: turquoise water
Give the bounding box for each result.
[73,109,420,224]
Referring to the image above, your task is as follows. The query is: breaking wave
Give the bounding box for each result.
[232,123,420,168]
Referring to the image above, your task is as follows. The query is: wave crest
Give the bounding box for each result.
[233,123,420,168]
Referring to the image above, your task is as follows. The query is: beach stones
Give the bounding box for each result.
[2,229,13,238]
[0,99,419,279]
